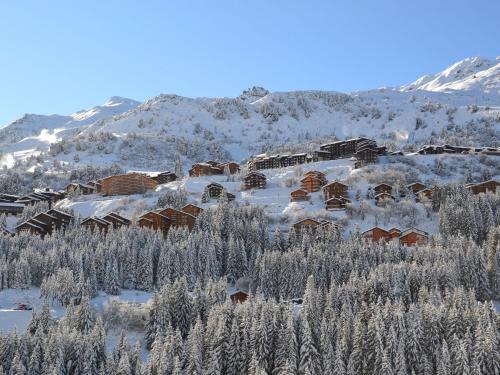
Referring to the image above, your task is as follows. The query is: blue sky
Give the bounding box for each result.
[0,0,498,126]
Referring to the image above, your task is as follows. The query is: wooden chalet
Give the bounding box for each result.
[150,171,177,185]
[292,218,322,232]
[290,189,310,202]
[81,217,110,232]
[399,228,429,246]
[375,192,395,206]
[407,182,426,195]
[362,227,391,243]
[373,183,393,195]
[101,212,131,228]
[138,211,170,233]
[65,183,95,195]
[0,202,24,216]
[243,172,267,190]
[181,204,204,217]
[14,189,63,207]
[221,162,241,175]
[16,209,73,236]
[466,180,499,195]
[157,207,197,231]
[300,174,326,193]
[87,180,102,193]
[388,228,402,239]
[230,290,249,303]
[325,196,351,210]
[322,181,348,200]
[100,173,158,196]
[205,182,225,199]
[189,161,240,177]
[416,188,433,202]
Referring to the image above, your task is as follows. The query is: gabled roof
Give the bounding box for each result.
[291,189,308,195]
[206,182,224,188]
[323,181,348,188]
[375,192,395,199]
[473,180,499,187]
[361,226,390,235]
[407,182,426,188]
[374,183,392,189]
[293,218,321,226]
[81,217,110,225]
[400,228,429,237]
[47,209,73,219]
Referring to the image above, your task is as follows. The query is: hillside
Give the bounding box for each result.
[0,57,499,173]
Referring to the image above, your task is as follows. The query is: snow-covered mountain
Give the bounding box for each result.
[1,57,499,171]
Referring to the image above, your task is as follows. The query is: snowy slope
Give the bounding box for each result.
[0,57,499,172]
[401,56,500,104]
[0,97,140,153]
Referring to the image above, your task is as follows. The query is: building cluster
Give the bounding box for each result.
[362,226,429,247]
[15,209,73,236]
[189,161,240,177]
[138,204,204,233]
[0,189,66,218]
[248,137,386,172]
[65,171,178,197]
[418,144,500,156]
[369,182,434,206]
[81,212,131,232]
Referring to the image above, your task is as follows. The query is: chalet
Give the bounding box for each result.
[325,196,351,210]
[323,181,348,200]
[290,189,310,202]
[81,217,110,232]
[101,212,131,228]
[15,209,73,237]
[407,182,426,194]
[189,163,222,177]
[247,153,309,171]
[157,208,197,231]
[100,173,158,196]
[205,182,225,199]
[416,188,433,202]
[189,161,240,177]
[362,227,391,243]
[230,290,248,303]
[16,221,47,236]
[399,228,429,247]
[243,172,267,190]
[150,171,177,185]
[388,228,402,240]
[220,162,241,175]
[87,180,102,193]
[181,204,204,217]
[300,173,326,193]
[0,202,24,216]
[375,192,395,206]
[292,218,322,233]
[466,180,499,195]
[65,183,95,195]
[46,209,73,226]
[373,183,393,195]
[314,137,385,161]
[138,211,170,232]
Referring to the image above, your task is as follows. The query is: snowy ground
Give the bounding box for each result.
[0,287,152,356]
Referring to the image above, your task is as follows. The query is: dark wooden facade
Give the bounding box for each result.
[81,217,110,232]
[100,173,158,196]
[181,204,204,217]
[101,213,131,228]
[157,208,196,231]
[16,209,73,236]
[373,183,393,195]
[290,189,309,202]
[375,192,395,206]
[138,211,170,232]
[399,228,429,246]
[151,171,177,185]
[189,161,240,177]
[407,182,426,194]
[466,180,499,195]
[243,172,267,190]
[325,196,351,210]
[247,153,309,171]
[230,291,248,303]
[322,181,348,200]
[65,183,95,195]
